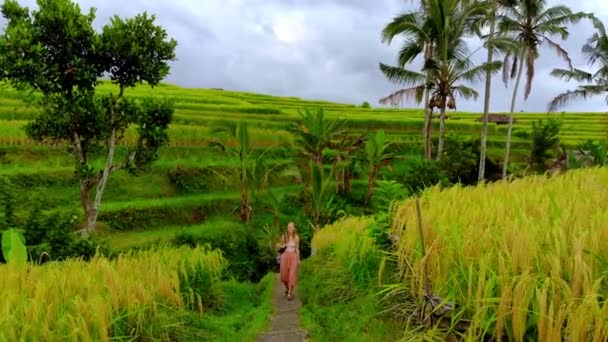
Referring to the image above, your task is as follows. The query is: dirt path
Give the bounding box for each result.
[257,274,309,342]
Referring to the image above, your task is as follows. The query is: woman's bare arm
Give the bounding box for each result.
[296,237,301,262]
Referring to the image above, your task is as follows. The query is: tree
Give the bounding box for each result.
[549,17,608,112]
[362,130,396,205]
[380,4,435,160]
[528,117,562,173]
[308,161,331,230]
[478,0,519,181]
[0,0,177,234]
[380,0,496,161]
[328,133,365,195]
[288,108,346,166]
[209,121,277,223]
[498,0,588,178]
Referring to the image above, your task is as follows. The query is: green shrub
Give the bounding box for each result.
[399,158,450,194]
[172,222,267,282]
[167,165,229,193]
[528,118,562,173]
[299,217,403,341]
[99,199,236,230]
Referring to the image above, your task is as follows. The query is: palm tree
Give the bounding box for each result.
[549,17,608,112]
[498,0,588,178]
[308,161,331,230]
[363,130,396,205]
[210,120,275,223]
[288,108,346,167]
[478,0,519,182]
[381,3,434,160]
[329,134,365,195]
[381,0,495,160]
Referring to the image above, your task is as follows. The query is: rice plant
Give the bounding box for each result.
[390,167,608,340]
[0,246,226,341]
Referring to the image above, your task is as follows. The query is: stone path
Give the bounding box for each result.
[257,274,309,342]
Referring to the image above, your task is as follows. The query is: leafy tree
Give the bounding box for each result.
[0,0,177,234]
[499,0,588,178]
[549,17,608,112]
[362,130,396,205]
[209,120,279,223]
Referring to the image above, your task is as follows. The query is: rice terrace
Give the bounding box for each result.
[0,0,607,341]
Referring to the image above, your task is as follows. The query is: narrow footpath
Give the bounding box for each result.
[257,274,309,342]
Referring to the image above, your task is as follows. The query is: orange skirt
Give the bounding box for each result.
[280,251,298,289]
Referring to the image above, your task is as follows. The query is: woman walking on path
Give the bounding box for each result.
[277,222,300,300]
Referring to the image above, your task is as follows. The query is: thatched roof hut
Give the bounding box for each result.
[476,114,515,125]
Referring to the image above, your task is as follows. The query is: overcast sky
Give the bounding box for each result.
[2,0,608,112]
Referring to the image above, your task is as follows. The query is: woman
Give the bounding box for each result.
[277,222,300,300]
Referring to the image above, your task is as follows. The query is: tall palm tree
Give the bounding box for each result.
[549,17,608,112]
[478,0,519,182]
[381,0,498,161]
[210,121,276,223]
[381,3,434,160]
[498,0,588,178]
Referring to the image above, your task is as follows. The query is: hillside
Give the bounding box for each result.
[0,82,606,243]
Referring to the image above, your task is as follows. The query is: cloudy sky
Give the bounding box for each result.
[2,0,608,112]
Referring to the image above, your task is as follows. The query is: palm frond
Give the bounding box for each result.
[542,36,573,69]
[550,68,593,83]
[548,88,598,112]
[382,12,427,44]
[398,41,424,67]
[524,50,536,100]
[379,63,426,86]
[452,85,479,101]
[379,86,425,107]
[458,61,502,83]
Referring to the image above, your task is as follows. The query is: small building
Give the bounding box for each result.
[476,114,515,125]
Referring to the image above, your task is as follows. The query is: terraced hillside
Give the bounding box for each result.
[0,82,606,247]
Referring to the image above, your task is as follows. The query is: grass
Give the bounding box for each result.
[299,217,405,341]
[390,167,608,340]
[102,219,242,251]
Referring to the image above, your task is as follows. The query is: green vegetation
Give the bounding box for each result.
[0,0,607,340]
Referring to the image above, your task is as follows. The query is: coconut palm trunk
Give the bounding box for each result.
[479,1,497,182]
[502,49,526,178]
[436,99,447,161]
[423,82,433,160]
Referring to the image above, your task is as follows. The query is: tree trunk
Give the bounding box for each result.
[436,101,447,161]
[502,50,525,178]
[334,154,341,193]
[479,3,497,182]
[365,168,376,205]
[423,82,432,160]
[84,128,118,233]
[240,188,251,222]
[344,168,351,195]
[79,180,96,236]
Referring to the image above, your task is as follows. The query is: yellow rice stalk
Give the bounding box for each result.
[391,168,608,341]
[0,246,225,341]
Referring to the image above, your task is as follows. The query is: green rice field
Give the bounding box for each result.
[0,82,606,244]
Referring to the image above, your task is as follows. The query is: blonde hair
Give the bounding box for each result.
[286,222,298,240]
